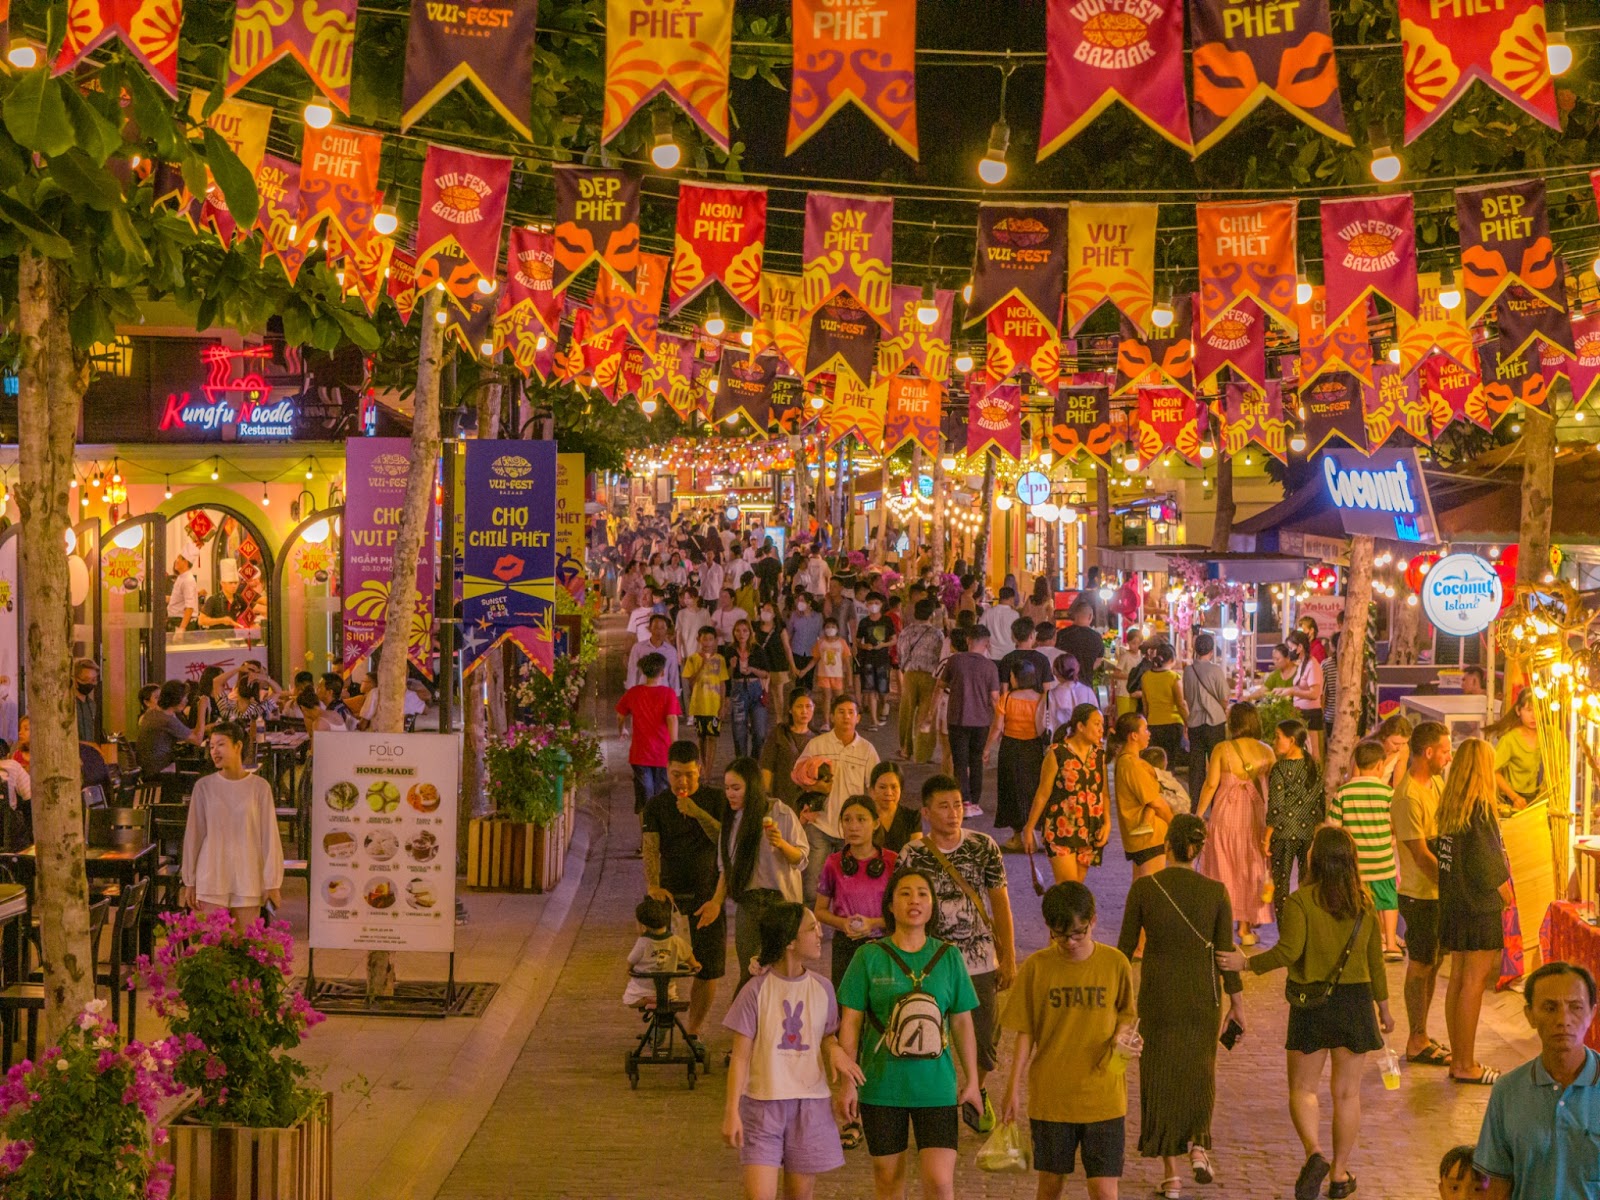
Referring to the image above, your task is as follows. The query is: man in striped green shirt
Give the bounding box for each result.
[1331,740,1403,961]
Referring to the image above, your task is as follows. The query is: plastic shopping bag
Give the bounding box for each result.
[976,1120,1031,1173]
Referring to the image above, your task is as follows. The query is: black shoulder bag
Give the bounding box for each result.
[1284,912,1365,1010]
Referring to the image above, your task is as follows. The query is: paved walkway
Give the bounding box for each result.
[436,622,1540,1200]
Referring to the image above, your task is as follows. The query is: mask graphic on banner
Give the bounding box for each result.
[1297,288,1373,386]
[226,0,354,109]
[883,375,941,455]
[604,0,732,148]
[1196,200,1298,330]
[877,285,953,381]
[462,441,557,675]
[1399,0,1559,143]
[1038,0,1191,157]
[1066,202,1156,332]
[402,0,539,137]
[1052,385,1117,465]
[788,0,918,157]
[342,438,436,676]
[1223,379,1287,461]
[1196,300,1267,391]
[1116,294,1194,395]
[802,192,894,322]
[298,125,382,255]
[966,379,1023,459]
[1456,179,1559,326]
[1478,337,1549,419]
[551,166,641,293]
[670,182,766,317]
[592,250,669,357]
[1319,194,1419,328]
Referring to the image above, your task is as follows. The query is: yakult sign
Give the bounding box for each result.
[1421,553,1502,637]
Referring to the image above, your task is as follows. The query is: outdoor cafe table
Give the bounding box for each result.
[0,842,158,970]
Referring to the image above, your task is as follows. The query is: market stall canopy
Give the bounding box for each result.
[1428,445,1600,554]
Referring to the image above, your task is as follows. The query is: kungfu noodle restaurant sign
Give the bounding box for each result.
[310,731,459,953]
[1320,447,1437,543]
[158,345,297,439]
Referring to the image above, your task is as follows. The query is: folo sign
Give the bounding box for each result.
[1421,553,1502,637]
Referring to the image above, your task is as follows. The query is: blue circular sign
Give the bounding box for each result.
[1015,471,1051,506]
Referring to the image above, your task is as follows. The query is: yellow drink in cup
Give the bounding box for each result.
[1380,1047,1401,1090]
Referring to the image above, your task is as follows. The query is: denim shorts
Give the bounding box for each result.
[739,1096,845,1173]
[859,662,891,694]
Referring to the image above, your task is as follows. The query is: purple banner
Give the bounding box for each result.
[462,440,556,676]
[342,438,436,677]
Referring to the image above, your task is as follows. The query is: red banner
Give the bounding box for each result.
[1196,200,1298,330]
[789,0,918,158]
[1362,363,1427,449]
[1195,300,1266,391]
[670,182,766,318]
[985,296,1060,390]
[416,145,511,286]
[967,379,1023,460]
[297,125,382,255]
[1320,194,1419,328]
[1136,386,1202,465]
[1567,310,1600,407]
[1400,0,1559,144]
[501,227,562,338]
[591,250,668,357]
[254,154,303,282]
[1421,354,1490,433]
[877,284,953,382]
[884,375,941,455]
[388,250,418,324]
[58,0,181,94]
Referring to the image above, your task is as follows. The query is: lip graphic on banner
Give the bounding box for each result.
[884,375,941,455]
[1052,384,1117,465]
[876,285,953,381]
[416,145,511,286]
[1478,337,1550,419]
[670,182,766,317]
[1320,194,1419,328]
[226,0,355,110]
[1456,179,1559,326]
[967,379,1023,459]
[1038,0,1191,157]
[1189,0,1349,154]
[788,0,918,158]
[805,293,880,385]
[1115,295,1194,395]
[604,0,733,148]
[552,165,642,293]
[1066,202,1155,333]
[1196,200,1298,330]
[802,192,894,323]
[1223,379,1287,461]
[463,441,556,675]
[1303,371,1368,454]
[1400,0,1559,143]
[402,0,539,137]
[342,439,436,677]
[1196,300,1266,391]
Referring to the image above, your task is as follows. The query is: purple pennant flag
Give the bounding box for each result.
[805,293,880,385]
[967,378,1023,460]
[402,0,539,137]
[1195,300,1267,391]
[1301,372,1368,454]
[1222,379,1286,461]
[801,192,894,323]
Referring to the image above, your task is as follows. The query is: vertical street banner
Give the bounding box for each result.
[1478,338,1550,420]
[1195,200,1298,330]
[805,293,880,385]
[1066,202,1156,333]
[552,166,642,293]
[591,250,669,355]
[1038,0,1191,158]
[670,182,766,317]
[876,284,953,381]
[497,227,561,371]
[555,453,586,601]
[1115,295,1194,395]
[463,440,557,675]
[966,379,1023,459]
[226,0,355,110]
[788,0,918,158]
[416,145,512,286]
[985,296,1061,390]
[801,192,894,322]
[1362,362,1421,449]
[1320,194,1419,328]
[1301,372,1368,454]
[752,272,809,376]
[1422,353,1489,432]
[1195,300,1267,391]
[190,90,273,177]
[1189,0,1349,154]
[1222,379,1287,461]
[342,438,436,676]
[1497,278,1573,360]
[1051,384,1117,465]
[883,374,941,455]
[402,0,539,136]
[255,154,304,281]
[1398,271,1475,374]
[1399,0,1559,143]
[389,250,419,323]
[309,731,459,953]
[1455,179,1559,326]
[714,353,778,430]
[1566,310,1600,407]
[1297,288,1373,386]
[966,204,1069,329]
[604,0,733,148]
[297,125,382,253]
[1135,386,1201,465]
[824,371,888,450]
[57,0,181,93]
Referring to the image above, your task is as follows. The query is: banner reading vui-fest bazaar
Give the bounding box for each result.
[342,439,435,677]
[463,441,557,676]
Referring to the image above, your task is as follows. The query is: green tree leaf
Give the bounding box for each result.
[201,128,259,227]
[67,289,115,347]
[3,70,74,158]
[59,85,122,166]
[327,304,381,351]
[0,192,71,258]
[46,150,124,212]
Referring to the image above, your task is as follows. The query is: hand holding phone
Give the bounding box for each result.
[1220,1017,1244,1050]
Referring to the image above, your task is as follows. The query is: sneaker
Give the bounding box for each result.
[977,1089,997,1133]
[963,802,984,820]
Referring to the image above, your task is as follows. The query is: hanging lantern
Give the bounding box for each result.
[1403,552,1440,594]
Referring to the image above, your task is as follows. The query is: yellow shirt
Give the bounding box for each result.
[1139,668,1183,725]
[1115,751,1169,854]
[1001,941,1135,1124]
[683,652,728,718]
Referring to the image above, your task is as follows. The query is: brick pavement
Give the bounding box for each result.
[437,623,1539,1200]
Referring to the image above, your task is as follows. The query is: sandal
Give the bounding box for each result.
[1451,1066,1501,1085]
[1406,1041,1451,1066]
[1190,1145,1215,1184]
[1156,1178,1182,1200]
[1295,1153,1331,1200]
[1328,1174,1358,1199]
[840,1121,864,1150]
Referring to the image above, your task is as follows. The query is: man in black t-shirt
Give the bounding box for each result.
[641,740,728,1036]
[753,544,783,603]
[1058,601,1106,693]
[997,616,1051,694]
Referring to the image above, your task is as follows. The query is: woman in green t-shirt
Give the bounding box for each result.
[1487,686,1541,809]
[838,866,980,1199]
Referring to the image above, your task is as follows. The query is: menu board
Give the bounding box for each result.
[309,731,459,953]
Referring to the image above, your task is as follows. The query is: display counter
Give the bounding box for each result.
[165,626,268,686]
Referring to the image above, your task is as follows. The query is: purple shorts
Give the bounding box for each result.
[739,1096,845,1175]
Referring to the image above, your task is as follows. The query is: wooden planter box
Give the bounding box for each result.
[465,805,567,892]
[164,1092,332,1200]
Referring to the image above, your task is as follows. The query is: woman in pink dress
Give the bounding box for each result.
[1196,701,1275,945]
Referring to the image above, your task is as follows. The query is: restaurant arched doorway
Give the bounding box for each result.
[273,506,344,684]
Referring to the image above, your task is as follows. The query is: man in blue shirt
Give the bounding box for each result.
[1476,960,1600,1200]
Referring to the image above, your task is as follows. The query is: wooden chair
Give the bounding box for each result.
[0,897,111,1070]
[95,878,149,1040]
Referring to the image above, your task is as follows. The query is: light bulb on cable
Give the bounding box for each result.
[477,276,496,295]
[479,339,494,357]
[954,352,975,374]
[1387,342,1401,365]
[1548,31,1573,76]
[961,280,973,305]
[535,333,549,351]
[210,459,219,481]
[1123,450,1141,472]
[1369,134,1402,183]
[373,207,399,237]
[995,493,1013,511]
[1296,274,1313,306]
[978,120,1010,185]
[650,109,681,170]
[6,44,38,69]
[1198,441,1215,460]
[303,102,334,130]
[739,329,754,347]
[704,302,726,337]
[1150,299,1175,329]
[916,282,939,327]
[434,309,448,325]
[641,398,657,414]
[1438,265,1462,311]
[1290,431,1308,454]
[940,454,957,471]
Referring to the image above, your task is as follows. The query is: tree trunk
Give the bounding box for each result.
[1324,534,1375,798]
[908,445,924,564]
[1517,414,1556,585]
[1210,454,1236,554]
[973,452,997,585]
[368,288,444,994]
[16,249,92,1040]
[791,435,810,530]
[460,381,503,850]
[1093,465,1111,574]
[929,441,947,579]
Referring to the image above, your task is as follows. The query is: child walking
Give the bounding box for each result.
[722,902,863,1200]
[683,625,731,773]
[1265,719,1323,924]
[1331,739,1403,959]
[179,722,284,932]
[623,895,698,1009]
[617,651,682,819]
[810,619,851,728]
[814,796,897,985]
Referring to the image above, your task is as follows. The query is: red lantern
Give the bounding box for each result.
[1404,552,1440,593]
[1493,545,1519,614]
[1306,564,1338,591]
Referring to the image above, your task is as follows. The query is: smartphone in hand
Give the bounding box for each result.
[1219,1017,1244,1050]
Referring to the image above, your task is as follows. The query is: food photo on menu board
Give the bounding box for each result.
[309,732,461,955]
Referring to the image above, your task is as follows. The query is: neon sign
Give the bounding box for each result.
[158,345,296,440]
[1319,448,1437,543]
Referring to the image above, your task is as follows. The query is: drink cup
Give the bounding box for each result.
[1380,1047,1401,1090]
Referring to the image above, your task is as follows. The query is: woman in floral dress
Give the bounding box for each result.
[1023,703,1109,884]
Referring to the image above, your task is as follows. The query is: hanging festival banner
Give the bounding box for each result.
[388,250,418,324]
[1497,278,1573,360]
[1297,288,1373,386]
[190,90,273,177]
[500,226,561,337]
[1398,270,1475,374]
[670,181,766,317]
[1195,200,1298,330]
[415,145,511,287]
[346,227,394,315]
[1302,371,1368,453]
[825,371,888,449]
[1065,202,1156,332]
[883,374,941,455]
[552,165,641,293]
[713,353,777,430]
[1195,300,1267,391]
[1456,179,1559,326]
[226,0,355,111]
[605,0,733,149]
[1051,384,1118,465]
[802,192,894,322]
[1115,294,1194,395]
[1320,194,1419,328]
[58,0,181,94]
[788,0,918,158]
[462,440,556,675]
[877,284,953,380]
[967,378,1023,459]
[1222,379,1287,461]
[805,292,880,384]
[1189,0,1349,154]
[752,272,809,376]
[1135,386,1201,465]
[1478,337,1550,419]
[985,295,1061,389]
[297,125,381,253]
[772,376,811,434]
[1399,0,1559,143]
[1038,0,1191,157]
[1361,362,1425,449]
[592,250,669,356]
[342,438,435,676]
[254,154,303,280]
[402,0,539,138]
[967,203,1069,328]
[1421,352,1490,432]
[1566,310,1600,407]
[432,241,497,353]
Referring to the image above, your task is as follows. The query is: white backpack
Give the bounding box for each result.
[868,941,953,1059]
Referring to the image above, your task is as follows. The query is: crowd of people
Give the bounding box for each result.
[606,512,1581,1200]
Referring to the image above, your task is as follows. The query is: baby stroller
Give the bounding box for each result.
[624,965,708,1089]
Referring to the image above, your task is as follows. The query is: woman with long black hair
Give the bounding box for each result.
[708,756,808,991]
[1022,703,1110,884]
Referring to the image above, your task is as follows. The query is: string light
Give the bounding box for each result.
[916,282,940,326]
[1438,265,1462,311]
[303,102,334,130]
[373,206,399,236]
[477,276,497,295]
[305,460,314,480]
[435,308,449,325]
[954,352,975,374]
[164,476,172,499]
[479,339,495,357]
[1151,291,1175,329]
[210,458,219,481]
[650,109,682,170]
[1369,126,1402,183]
[641,398,658,414]
[111,459,122,485]
[978,119,1010,185]
[1548,3,1573,75]
[704,298,726,337]
[261,485,270,507]
[6,44,38,69]
[1290,431,1308,453]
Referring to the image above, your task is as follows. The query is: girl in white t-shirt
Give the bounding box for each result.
[179,723,284,932]
[723,904,863,1199]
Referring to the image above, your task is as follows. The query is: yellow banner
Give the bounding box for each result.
[752,272,809,376]
[825,372,887,451]
[603,0,733,149]
[1398,271,1475,375]
[1066,202,1156,333]
[189,90,274,176]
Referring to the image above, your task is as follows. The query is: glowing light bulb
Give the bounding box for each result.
[704,311,726,337]
[288,223,298,242]
[1387,343,1401,365]
[1370,144,1402,183]
[916,283,939,327]
[1296,276,1313,306]
[954,352,975,374]
[1199,441,1215,460]
[535,333,549,351]
[995,494,1013,510]
[1123,452,1140,471]
[739,329,754,347]
[978,119,1010,185]
[6,45,38,69]
[435,309,448,325]
[962,281,973,305]
[261,489,270,506]
[305,465,314,480]
[373,207,399,236]
[1438,269,1462,311]
[725,412,738,425]
[940,455,957,470]
[641,398,657,414]
[210,464,219,481]
[479,339,494,357]
[810,394,826,410]
[650,109,681,170]
[303,102,334,130]
[1150,302,1174,330]
[1290,431,1307,453]
[1548,32,1573,76]
[477,276,496,295]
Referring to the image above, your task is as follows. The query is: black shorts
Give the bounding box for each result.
[1285,982,1382,1054]
[694,715,722,738]
[859,661,891,694]
[1297,708,1325,732]
[675,897,726,980]
[1398,895,1440,965]
[1126,844,1164,866]
[1031,1117,1126,1178]
[859,1103,960,1157]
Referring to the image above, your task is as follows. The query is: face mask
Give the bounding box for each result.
[824,627,838,638]
[760,610,775,622]
[867,603,882,615]
[796,601,808,613]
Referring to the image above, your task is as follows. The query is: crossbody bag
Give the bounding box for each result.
[923,840,993,930]
[1149,875,1219,1007]
[1284,912,1365,1010]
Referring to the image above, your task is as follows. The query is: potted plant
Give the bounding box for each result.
[0,997,205,1199]
[138,911,330,1200]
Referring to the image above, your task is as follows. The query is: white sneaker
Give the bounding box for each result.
[963,802,984,819]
